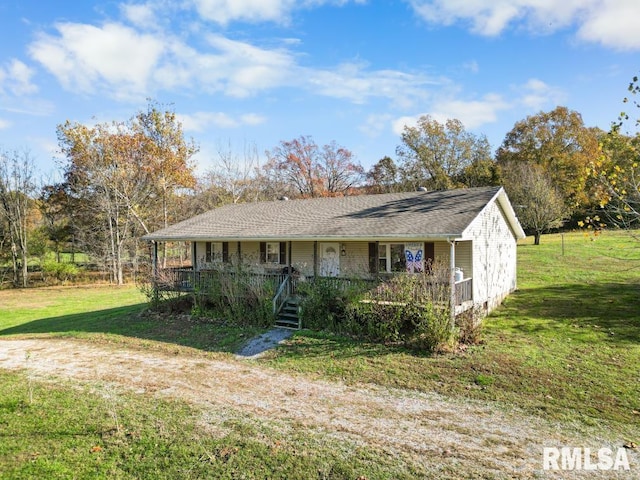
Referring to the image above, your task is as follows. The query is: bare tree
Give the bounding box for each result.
[502,161,568,245]
[0,149,37,287]
[206,140,262,205]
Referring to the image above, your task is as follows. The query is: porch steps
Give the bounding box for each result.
[275,296,301,329]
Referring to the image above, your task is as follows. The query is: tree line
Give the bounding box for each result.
[1,76,639,287]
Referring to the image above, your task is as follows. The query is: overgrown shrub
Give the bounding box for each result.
[194,269,275,328]
[137,267,190,310]
[346,271,456,350]
[455,305,485,345]
[297,278,363,330]
[299,261,464,352]
[41,260,81,284]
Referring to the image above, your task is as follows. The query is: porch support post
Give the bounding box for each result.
[288,241,292,270]
[151,241,159,302]
[448,238,456,330]
[375,241,379,276]
[152,241,158,278]
[191,242,197,270]
[313,241,318,278]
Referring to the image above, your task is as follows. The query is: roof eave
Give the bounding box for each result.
[142,234,465,243]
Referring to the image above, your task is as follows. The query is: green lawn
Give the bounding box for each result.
[0,230,639,477]
[0,286,260,354]
[263,231,640,434]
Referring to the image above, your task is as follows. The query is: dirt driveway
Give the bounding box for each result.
[0,338,635,478]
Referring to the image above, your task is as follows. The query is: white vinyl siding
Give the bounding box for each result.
[464,200,518,311]
[291,241,314,276]
[341,242,369,276]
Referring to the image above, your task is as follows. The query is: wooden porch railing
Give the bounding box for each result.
[455,278,473,305]
[272,274,292,315]
[155,268,287,293]
[156,268,473,306]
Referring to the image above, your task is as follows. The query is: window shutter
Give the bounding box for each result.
[279,242,286,265]
[259,242,266,263]
[222,242,229,263]
[205,242,212,263]
[368,242,378,274]
[424,242,435,271]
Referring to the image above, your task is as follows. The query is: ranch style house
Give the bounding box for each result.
[143,186,526,328]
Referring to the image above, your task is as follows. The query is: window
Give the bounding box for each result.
[266,242,280,263]
[205,242,223,263]
[378,243,407,273]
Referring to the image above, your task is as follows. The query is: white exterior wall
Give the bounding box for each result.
[434,241,472,279]
[341,242,369,277]
[464,200,518,312]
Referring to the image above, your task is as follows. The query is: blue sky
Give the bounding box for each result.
[1,0,639,178]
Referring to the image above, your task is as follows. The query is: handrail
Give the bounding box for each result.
[272,274,291,315]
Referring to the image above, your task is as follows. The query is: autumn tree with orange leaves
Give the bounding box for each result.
[56,103,197,283]
[262,135,364,198]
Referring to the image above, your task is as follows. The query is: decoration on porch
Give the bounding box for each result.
[405,242,424,273]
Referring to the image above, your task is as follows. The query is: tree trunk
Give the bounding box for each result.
[534,232,541,245]
[162,186,168,269]
[20,247,28,288]
[10,241,18,287]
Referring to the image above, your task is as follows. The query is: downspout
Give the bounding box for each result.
[448,238,456,331]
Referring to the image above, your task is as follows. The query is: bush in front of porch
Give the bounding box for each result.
[191,268,275,328]
[297,263,474,352]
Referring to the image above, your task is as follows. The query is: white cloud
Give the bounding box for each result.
[0,59,38,96]
[28,22,165,98]
[431,94,510,128]
[392,93,509,134]
[121,3,158,29]
[190,0,367,25]
[577,0,640,50]
[27,18,432,105]
[0,118,11,129]
[240,113,267,125]
[177,111,265,131]
[306,62,435,107]
[359,113,394,138]
[192,0,296,25]
[408,0,640,50]
[518,78,566,110]
[203,35,295,97]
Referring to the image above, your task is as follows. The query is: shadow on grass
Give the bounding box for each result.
[0,303,261,354]
[499,281,640,343]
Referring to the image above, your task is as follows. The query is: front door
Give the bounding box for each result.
[319,242,340,277]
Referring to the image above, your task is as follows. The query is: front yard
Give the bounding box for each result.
[0,230,638,478]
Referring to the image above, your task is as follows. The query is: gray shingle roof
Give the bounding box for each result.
[143,186,515,242]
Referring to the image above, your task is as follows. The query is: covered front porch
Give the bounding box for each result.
[150,238,475,328]
[155,266,473,305]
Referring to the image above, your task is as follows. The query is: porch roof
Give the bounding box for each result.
[143,186,525,242]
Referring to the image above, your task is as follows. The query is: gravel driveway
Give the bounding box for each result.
[0,338,635,478]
